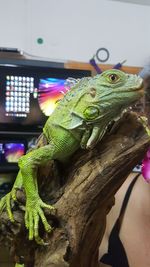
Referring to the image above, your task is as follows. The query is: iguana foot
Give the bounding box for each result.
[0,187,18,222]
[15,264,24,267]
[25,197,55,244]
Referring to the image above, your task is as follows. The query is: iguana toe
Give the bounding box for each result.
[25,198,54,243]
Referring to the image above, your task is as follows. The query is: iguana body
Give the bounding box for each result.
[0,70,143,248]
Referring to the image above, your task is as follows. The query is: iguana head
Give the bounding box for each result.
[53,69,143,127]
[93,69,143,100]
[84,69,143,120]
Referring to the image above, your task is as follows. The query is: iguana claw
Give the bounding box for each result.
[24,197,55,242]
[138,116,150,136]
[35,236,49,246]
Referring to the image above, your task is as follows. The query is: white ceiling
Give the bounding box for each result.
[109,0,150,6]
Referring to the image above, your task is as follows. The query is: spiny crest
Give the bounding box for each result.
[57,76,92,105]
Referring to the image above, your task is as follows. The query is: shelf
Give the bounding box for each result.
[65,61,142,75]
[0,165,19,173]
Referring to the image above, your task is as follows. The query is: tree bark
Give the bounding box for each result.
[0,112,150,267]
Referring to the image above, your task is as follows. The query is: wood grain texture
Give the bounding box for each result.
[0,112,149,267]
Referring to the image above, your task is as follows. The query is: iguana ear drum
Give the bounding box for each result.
[83,106,99,120]
[89,88,96,97]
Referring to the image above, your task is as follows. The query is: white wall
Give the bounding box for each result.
[0,0,29,51]
[0,0,150,67]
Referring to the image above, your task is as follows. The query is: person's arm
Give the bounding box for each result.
[99,173,137,267]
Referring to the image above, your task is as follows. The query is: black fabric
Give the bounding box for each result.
[100,173,140,267]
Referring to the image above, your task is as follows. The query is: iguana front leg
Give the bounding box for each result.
[18,142,58,243]
[80,128,91,149]
[0,145,39,221]
[81,124,107,149]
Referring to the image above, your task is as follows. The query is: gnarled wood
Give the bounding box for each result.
[0,112,150,267]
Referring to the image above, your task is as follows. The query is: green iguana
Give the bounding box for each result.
[0,69,143,246]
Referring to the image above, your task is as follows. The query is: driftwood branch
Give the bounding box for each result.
[0,112,150,267]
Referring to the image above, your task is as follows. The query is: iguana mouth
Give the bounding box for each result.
[124,79,144,114]
[121,83,144,98]
[135,86,144,96]
[133,78,144,91]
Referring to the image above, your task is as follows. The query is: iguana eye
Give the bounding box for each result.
[108,74,120,83]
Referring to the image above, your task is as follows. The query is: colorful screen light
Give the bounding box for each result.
[4,143,25,163]
[38,78,69,116]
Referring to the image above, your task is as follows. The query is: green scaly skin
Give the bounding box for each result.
[15,263,24,267]
[0,69,143,245]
